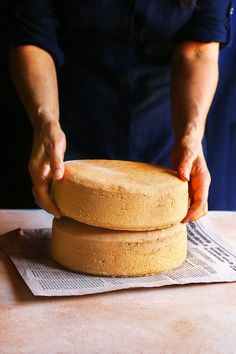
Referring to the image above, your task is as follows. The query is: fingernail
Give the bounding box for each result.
[182,171,190,181]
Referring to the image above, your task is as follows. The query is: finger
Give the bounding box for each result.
[47,136,66,180]
[182,200,208,223]
[33,176,62,218]
[29,160,62,218]
[182,170,210,223]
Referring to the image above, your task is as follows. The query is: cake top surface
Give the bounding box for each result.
[62,160,187,193]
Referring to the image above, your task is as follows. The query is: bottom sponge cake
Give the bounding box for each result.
[51,217,187,277]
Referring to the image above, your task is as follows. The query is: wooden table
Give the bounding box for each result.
[0,210,236,354]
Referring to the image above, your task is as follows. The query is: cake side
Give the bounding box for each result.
[51,218,187,277]
[52,160,188,230]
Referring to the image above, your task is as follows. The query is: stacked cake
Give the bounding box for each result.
[51,160,188,277]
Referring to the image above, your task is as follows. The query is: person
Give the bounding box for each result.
[8,0,233,220]
[205,8,236,211]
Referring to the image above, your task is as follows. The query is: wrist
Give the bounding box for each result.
[31,109,60,135]
[174,119,205,145]
[174,135,202,150]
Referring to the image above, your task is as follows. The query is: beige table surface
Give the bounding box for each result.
[0,209,236,354]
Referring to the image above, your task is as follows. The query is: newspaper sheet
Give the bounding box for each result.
[1,218,236,296]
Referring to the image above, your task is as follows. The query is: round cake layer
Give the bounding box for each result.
[51,217,187,277]
[52,160,188,231]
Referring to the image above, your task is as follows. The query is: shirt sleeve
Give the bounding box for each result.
[10,0,64,67]
[175,0,234,48]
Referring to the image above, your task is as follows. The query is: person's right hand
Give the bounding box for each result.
[28,120,66,218]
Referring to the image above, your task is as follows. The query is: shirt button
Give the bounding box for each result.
[230,7,234,15]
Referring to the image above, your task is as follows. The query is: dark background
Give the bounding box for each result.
[0,35,35,208]
[0,13,235,210]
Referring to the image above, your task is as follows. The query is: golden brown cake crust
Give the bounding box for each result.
[51,218,187,277]
[52,160,188,231]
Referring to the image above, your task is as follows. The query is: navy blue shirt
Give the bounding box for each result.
[10,0,233,165]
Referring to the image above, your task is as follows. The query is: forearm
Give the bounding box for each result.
[171,42,219,145]
[9,45,65,217]
[9,45,59,131]
[170,42,217,221]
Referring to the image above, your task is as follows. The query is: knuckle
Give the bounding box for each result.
[28,159,37,175]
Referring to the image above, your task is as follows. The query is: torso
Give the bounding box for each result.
[56,1,195,163]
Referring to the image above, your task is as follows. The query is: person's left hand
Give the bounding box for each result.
[172,139,211,223]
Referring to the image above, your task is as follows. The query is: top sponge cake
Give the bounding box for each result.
[52,160,188,231]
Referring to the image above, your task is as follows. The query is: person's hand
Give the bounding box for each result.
[172,139,211,223]
[29,120,66,218]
